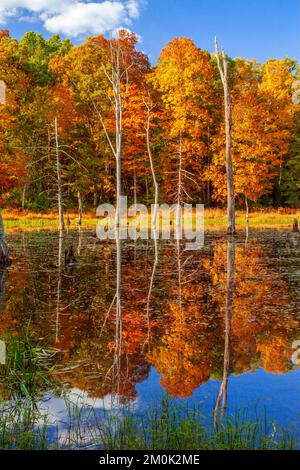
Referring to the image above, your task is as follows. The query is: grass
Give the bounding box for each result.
[90,399,296,450]
[0,324,60,401]
[0,396,297,450]
[2,207,300,232]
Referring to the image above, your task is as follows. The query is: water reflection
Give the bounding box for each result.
[214,235,235,423]
[0,229,300,418]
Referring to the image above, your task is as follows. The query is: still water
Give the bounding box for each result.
[1,228,300,443]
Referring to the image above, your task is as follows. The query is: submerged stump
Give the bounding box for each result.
[293,219,299,233]
[0,208,10,267]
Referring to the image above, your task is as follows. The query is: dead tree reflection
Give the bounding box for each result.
[112,227,123,404]
[214,235,235,424]
[145,230,158,351]
[55,234,64,343]
[100,227,124,408]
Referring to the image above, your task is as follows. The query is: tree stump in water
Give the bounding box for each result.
[0,208,10,267]
[0,249,9,267]
[65,245,77,266]
[293,219,299,233]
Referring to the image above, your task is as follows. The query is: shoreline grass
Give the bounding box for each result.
[0,398,297,450]
[2,208,300,232]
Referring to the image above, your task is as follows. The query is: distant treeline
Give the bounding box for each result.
[0,29,299,211]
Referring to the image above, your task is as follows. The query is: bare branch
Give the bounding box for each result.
[214,36,225,86]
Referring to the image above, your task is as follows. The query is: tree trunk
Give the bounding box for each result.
[224,78,235,235]
[245,195,249,225]
[114,45,122,230]
[215,38,236,235]
[0,208,9,267]
[54,117,65,235]
[95,37,128,228]
[293,219,299,233]
[21,184,27,211]
[145,101,159,228]
[178,130,183,205]
[133,166,137,206]
[77,190,83,226]
[175,130,183,240]
[65,208,71,227]
[206,181,211,206]
[93,183,98,208]
[145,176,149,205]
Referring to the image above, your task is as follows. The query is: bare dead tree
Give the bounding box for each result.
[177,131,183,207]
[54,117,65,234]
[90,37,132,229]
[215,37,236,235]
[144,99,159,227]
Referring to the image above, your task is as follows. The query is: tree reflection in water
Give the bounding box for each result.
[214,235,235,423]
[0,230,300,414]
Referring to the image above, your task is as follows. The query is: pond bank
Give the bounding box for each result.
[2,209,300,232]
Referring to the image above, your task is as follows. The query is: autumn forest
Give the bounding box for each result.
[0,28,299,214]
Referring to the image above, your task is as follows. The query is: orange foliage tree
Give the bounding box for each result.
[150,38,215,202]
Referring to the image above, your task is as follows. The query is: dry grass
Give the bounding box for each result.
[2,208,300,233]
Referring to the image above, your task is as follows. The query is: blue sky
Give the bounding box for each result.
[1,0,299,64]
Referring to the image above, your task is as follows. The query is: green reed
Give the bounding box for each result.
[0,395,296,450]
[0,323,59,400]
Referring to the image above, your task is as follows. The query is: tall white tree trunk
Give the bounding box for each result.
[133,166,137,206]
[145,101,159,228]
[215,38,236,235]
[54,117,65,235]
[175,130,183,240]
[245,195,249,224]
[115,94,122,229]
[177,130,183,206]
[93,39,129,230]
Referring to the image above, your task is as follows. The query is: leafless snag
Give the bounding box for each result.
[214,37,236,235]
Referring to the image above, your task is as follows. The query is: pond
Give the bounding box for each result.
[0,227,300,447]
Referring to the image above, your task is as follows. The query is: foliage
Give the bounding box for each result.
[0,29,299,209]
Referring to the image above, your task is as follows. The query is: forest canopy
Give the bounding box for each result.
[0,29,299,211]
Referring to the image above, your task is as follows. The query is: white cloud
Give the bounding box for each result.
[0,0,143,36]
[112,26,142,42]
[45,2,125,37]
[126,0,140,18]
